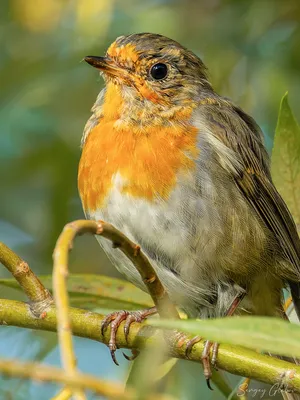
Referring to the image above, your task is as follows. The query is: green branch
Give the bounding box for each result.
[1,298,300,393]
[0,241,52,307]
[0,356,173,400]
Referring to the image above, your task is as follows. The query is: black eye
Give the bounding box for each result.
[150,63,168,80]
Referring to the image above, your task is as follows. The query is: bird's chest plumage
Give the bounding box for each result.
[78,122,199,211]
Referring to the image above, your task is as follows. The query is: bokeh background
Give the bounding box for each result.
[0,0,300,399]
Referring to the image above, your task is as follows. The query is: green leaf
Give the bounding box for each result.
[152,316,300,358]
[0,274,153,311]
[272,92,300,225]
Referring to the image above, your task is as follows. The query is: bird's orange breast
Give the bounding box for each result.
[78,85,199,212]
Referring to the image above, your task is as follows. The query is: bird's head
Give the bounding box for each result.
[85,33,212,117]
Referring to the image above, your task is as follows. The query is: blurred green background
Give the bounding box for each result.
[0,0,299,399]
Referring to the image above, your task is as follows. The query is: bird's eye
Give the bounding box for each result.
[150,63,168,80]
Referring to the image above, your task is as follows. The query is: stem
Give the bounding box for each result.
[0,357,173,400]
[1,299,300,393]
[0,242,51,306]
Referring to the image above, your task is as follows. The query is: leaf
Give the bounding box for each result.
[271,92,300,225]
[0,274,153,311]
[152,316,300,358]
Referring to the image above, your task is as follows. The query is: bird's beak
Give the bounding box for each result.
[84,56,125,79]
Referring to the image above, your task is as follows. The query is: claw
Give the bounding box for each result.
[211,342,219,369]
[110,347,119,366]
[182,335,217,388]
[185,335,202,358]
[182,293,244,387]
[101,312,118,336]
[122,349,140,361]
[201,340,212,380]
[124,314,137,341]
[206,379,213,391]
[101,310,129,365]
[101,307,157,365]
[201,340,215,384]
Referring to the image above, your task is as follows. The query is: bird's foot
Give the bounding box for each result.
[179,293,243,389]
[101,307,157,365]
[185,335,219,390]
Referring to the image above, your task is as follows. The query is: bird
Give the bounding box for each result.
[78,32,300,386]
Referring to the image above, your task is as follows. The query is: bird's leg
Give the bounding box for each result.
[101,306,157,365]
[185,291,246,389]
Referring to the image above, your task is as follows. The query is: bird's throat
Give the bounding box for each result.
[78,84,199,212]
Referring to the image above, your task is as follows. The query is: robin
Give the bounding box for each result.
[78,33,300,383]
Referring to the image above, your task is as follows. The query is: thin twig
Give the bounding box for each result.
[1,299,300,392]
[0,242,52,315]
[0,357,174,400]
[53,222,93,400]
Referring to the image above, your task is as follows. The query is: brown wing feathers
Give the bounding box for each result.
[206,101,300,318]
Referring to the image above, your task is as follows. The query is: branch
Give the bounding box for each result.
[52,222,91,400]
[1,299,300,393]
[0,357,173,400]
[0,241,51,306]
